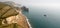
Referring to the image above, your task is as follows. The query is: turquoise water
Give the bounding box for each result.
[23,6,60,28]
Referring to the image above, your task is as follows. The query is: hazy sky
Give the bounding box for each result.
[0,0,60,6]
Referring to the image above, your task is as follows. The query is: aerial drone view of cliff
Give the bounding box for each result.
[0,1,31,28]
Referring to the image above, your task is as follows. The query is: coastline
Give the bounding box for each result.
[25,16,32,28]
[19,11,32,28]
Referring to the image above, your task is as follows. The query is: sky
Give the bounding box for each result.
[0,0,60,6]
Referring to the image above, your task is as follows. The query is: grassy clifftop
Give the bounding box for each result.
[0,2,30,28]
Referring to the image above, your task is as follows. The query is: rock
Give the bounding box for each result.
[21,6,29,12]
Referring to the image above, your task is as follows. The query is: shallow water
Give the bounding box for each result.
[22,6,60,28]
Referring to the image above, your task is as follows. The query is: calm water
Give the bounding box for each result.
[23,6,60,28]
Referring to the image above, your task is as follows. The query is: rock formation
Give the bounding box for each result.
[21,6,29,12]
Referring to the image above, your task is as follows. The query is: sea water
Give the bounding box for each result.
[22,6,60,28]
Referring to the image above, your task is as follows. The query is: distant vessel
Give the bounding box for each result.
[44,14,47,16]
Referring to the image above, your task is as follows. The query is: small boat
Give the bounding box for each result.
[44,14,47,16]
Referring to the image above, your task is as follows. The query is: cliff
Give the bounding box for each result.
[0,2,30,28]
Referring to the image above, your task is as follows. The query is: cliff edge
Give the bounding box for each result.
[0,2,30,28]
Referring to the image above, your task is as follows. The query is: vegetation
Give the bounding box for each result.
[0,1,20,28]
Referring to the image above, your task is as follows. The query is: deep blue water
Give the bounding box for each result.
[22,6,60,28]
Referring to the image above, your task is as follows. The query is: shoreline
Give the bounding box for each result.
[26,17,32,28]
[20,11,32,28]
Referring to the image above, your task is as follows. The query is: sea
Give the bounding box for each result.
[22,6,60,28]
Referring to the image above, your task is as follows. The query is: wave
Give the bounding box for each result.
[26,17,32,28]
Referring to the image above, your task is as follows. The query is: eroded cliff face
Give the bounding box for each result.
[0,2,30,28]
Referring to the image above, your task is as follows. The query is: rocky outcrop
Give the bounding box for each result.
[21,6,29,12]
